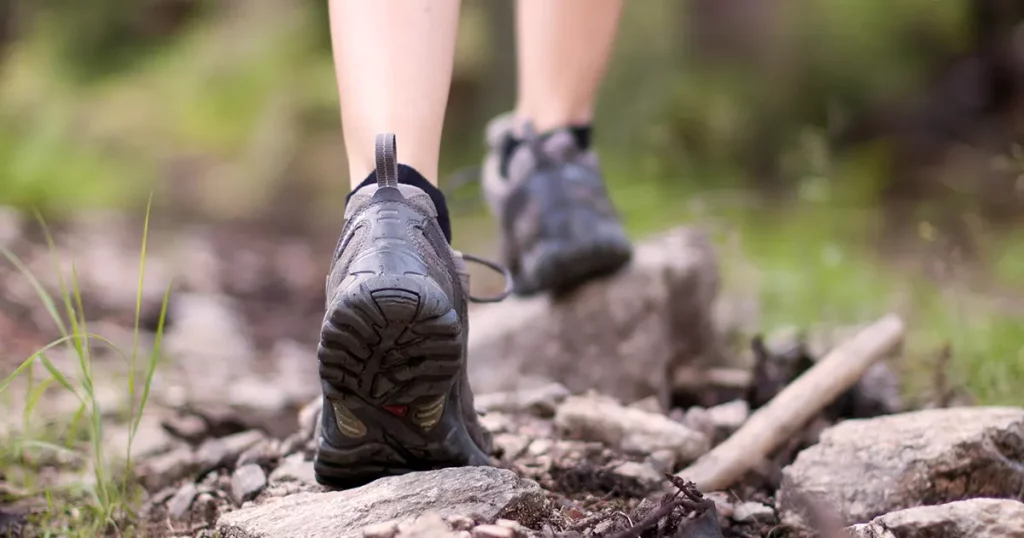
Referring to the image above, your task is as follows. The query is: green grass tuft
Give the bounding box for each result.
[0,196,171,536]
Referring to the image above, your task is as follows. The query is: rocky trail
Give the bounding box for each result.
[0,212,1022,538]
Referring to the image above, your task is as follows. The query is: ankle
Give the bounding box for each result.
[346,164,453,243]
[498,122,594,179]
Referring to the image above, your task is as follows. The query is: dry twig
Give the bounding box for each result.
[677,314,906,491]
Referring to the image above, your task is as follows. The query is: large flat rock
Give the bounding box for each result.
[778,407,1024,529]
[467,227,720,406]
[846,499,1024,538]
[216,466,545,538]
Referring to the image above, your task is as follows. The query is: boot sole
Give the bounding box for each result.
[521,233,632,297]
[314,274,490,488]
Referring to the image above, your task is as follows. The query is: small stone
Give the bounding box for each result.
[706,400,748,433]
[646,449,677,474]
[268,453,317,486]
[495,519,528,535]
[612,462,664,485]
[479,412,513,434]
[395,511,453,537]
[162,414,208,444]
[472,524,514,538]
[492,434,529,460]
[682,407,716,440]
[137,446,196,491]
[195,430,265,473]
[731,502,773,523]
[629,395,663,414]
[150,486,178,506]
[297,397,322,442]
[167,482,199,519]
[237,438,281,468]
[555,393,710,463]
[704,492,734,519]
[526,439,552,456]
[362,520,398,538]
[475,383,571,417]
[231,464,267,505]
[445,515,475,531]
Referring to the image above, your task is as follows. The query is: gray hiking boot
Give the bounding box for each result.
[315,133,510,488]
[482,113,632,296]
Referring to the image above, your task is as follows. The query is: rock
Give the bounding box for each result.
[478,413,513,435]
[162,413,208,444]
[167,482,199,520]
[629,396,664,414]
[646,449,677,474]
[137,446,197,491]
[445,515,476,532]
[237,439,281,468]
[554,393,710,463]
[845,499,1024,538]
[467,227,720,408]
[731,502,774,523]
[195,430,266,473]
[471,525,514,538]
[474,383,571,417]
[612,462,665,485]
[297,397,322,442]
[681,407,716,440]
[492,434,529,460]
[219,467,543,538]
[268,454,316,486]
[706,400,748,433]
[231,464,268,505]
[778,407,1024,529]
[526,439,552,457]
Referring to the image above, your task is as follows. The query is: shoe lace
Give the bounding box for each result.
[459,251,513,304]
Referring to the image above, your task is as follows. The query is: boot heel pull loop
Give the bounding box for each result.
[375,133,399,188]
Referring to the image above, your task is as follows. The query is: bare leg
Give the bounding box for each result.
[329,0,461,187]
[513,0,624,132]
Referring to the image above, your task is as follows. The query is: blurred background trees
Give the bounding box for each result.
[0,0,1019,403]
[0,0,1020,225]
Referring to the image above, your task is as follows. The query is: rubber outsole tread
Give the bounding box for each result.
[314,273,487,489]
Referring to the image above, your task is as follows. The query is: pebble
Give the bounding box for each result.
[612,461,665,485]
[167,482,199,519]
[732,501,774,523]
[472,524,515,538]
[195,430,266,473]
[706,400,749,433]
[231,464,268,505]
[646,449,677,474]
[492,434,529,460]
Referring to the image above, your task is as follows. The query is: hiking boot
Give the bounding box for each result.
[481,113,632,296]
[314,133,510,488]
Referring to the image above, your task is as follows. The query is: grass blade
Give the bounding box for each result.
[0,335,81,397]
[0,244,67,337]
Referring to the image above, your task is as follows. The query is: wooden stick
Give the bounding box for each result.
[677,313,906,491]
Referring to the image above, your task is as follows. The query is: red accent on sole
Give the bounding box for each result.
[383,405,409,417]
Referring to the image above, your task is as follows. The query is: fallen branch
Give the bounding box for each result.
[677,314,906,491]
